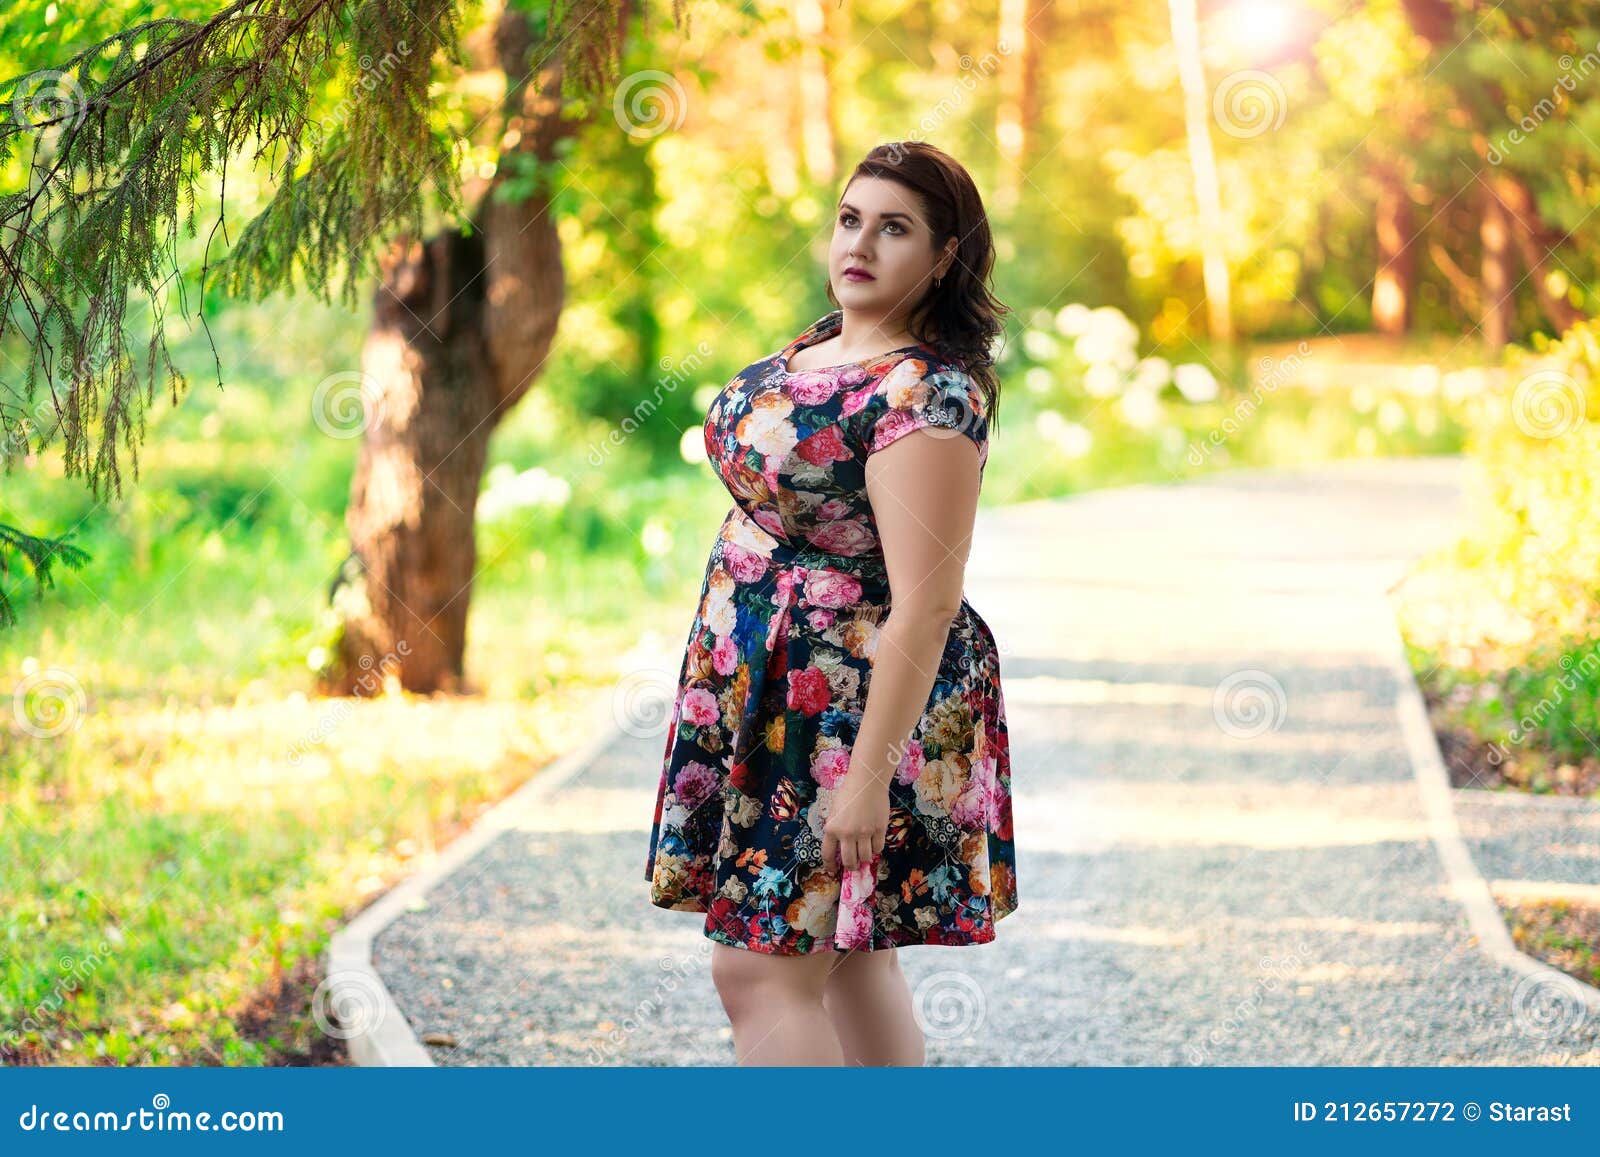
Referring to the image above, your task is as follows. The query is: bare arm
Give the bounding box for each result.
[821,424,982,871]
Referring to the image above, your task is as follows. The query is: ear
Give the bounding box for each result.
[938,236,959,277]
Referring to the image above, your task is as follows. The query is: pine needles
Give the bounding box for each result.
[0,0,463,501]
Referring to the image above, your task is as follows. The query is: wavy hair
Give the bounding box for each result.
[826,141,1011,425]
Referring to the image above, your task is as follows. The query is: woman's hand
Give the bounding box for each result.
[821,773,891,871]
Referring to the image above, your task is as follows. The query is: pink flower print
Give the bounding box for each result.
[802,569,863,609]
[766,569,799,651]
[711,634,739,676]
[787,371,843,406]
[836,364,869,386]
[871,407,925,452]
[811,744,852,789]
[807,609,835,631]
[752,506,787,539]
[839,384,875,420]
[796,425,849,466]
[721,542,769,584]
[673,760,719,810]
[787,666,832,716]
[894,739,925,786]
[951,762,991,829]
[834,855,877,949]
[682,687,720,727]
[807,518,877,557]
[817,498,852,520]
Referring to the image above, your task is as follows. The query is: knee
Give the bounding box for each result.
[711,945,827,1014]
[710,944,766,1015]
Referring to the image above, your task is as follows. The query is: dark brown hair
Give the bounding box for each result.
[826,140,1010,424]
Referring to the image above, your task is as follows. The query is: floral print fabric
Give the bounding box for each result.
[644,309,1018,955]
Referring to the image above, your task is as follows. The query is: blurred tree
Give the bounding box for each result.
[0,0,669,692]
[1358,0,1595,345]
[1168,0,1233,343]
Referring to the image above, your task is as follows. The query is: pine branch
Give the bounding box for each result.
[0,519,92,629]
[0,0,463,501]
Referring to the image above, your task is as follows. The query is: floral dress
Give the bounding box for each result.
[644,308,1018,955]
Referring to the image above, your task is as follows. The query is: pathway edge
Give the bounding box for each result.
[1383,611,1600,1026]
[325,685,626,1067]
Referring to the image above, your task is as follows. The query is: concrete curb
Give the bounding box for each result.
[1383,612,1600,1021]
[325,685,626,1066]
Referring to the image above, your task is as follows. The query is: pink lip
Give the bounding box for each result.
[843,268,875,281]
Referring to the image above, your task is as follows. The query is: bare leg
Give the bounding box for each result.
[710,942,846,1066]
[822,946,926,1066]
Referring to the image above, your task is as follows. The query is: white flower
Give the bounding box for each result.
[1024,366,1055,394]
[1377,398,1406,433]
[1118,385,1162,428]
[1074,307,1140,369]
[1172,362,1219,403]
[477,464,572,522]
[1133,356,1172,392]
[1083,362,1125,398]
[1022,329,1060,361]
[641,517,673,557]
[1035,410,1093,458]
[1054,303,1092,337]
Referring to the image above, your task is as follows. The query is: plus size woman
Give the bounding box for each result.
[644,141,1017,1066]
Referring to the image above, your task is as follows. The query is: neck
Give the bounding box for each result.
[836,309,915,349]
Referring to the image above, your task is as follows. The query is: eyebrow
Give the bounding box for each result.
[839,202,915,223]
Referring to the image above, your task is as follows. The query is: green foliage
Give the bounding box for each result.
[1403,317,1600,770]
[1464,319,1600,658]
[0,520,91,628]
[0,0,463,503]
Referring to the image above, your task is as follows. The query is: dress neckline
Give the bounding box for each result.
[777,310,934,375]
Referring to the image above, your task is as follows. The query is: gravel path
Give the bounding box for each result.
[370,456,1600,1065]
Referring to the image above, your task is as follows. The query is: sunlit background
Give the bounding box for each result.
[2,0,1597,1064]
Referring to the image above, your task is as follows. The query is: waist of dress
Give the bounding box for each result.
[720,504,890,584]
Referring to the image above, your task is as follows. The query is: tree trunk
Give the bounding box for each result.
[333,231,495,696]
[1168,0,1233,344]
[1479,183,1512,353]
[324,9,574,696]
[994,0,1031,214]
[1492,171,1584,336]
[794,0,837,187]
[1372,165,1414,335]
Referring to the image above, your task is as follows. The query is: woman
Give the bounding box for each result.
[644,141,1017,1066]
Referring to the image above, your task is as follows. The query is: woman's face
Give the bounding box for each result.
[829,176,954,322]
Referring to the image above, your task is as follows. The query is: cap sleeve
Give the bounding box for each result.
[864,357,989,468]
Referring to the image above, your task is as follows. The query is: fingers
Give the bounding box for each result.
[823,826,885,872]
